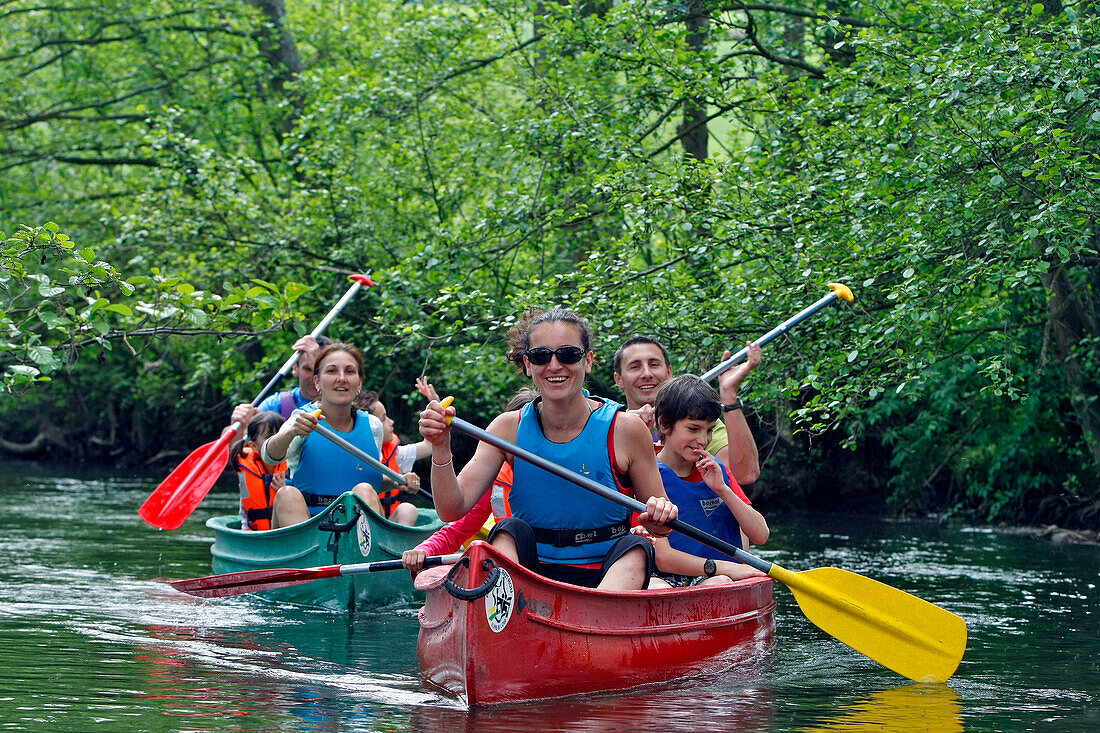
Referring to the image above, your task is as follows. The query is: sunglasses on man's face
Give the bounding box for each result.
[524,346,587,365]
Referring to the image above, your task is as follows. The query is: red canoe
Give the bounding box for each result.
[415,541,777,706]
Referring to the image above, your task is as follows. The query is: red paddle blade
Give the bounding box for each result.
[171,565,343,598]
[139,426,236,530]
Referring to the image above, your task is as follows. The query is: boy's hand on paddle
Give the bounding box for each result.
[717,342,761,402]
[418,399,455,446]
[637,495,678,536]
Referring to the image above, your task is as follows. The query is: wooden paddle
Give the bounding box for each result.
[436,399,967,684]
[171,553,463,598]
[700,282,854,381]
[138,274,375,530]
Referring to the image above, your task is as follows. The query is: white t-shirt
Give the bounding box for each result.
[394,443,418,474]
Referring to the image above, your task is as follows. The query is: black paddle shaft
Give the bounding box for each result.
[447,415,773,575]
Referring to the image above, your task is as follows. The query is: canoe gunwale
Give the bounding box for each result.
[209,544,318,564]
[525,600,777,636]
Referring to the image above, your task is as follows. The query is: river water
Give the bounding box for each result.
[0,465,1096,732]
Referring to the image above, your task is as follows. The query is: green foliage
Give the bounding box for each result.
[1,223,134,389]
[1,1,1098,526]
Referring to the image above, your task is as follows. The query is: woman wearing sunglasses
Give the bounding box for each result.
[418,308,678,590]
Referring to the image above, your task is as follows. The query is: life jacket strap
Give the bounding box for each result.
[531,521,630,548]
[301,492,337,508]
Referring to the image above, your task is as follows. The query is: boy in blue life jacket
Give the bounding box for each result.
[641,374,770,588]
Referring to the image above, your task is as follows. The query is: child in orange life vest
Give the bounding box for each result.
[639,375,770,588]
[229,411,288,531]
[356,388,433,526]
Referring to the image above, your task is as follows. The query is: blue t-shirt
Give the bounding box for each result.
[658,461,744,562]
[256,387,311,418]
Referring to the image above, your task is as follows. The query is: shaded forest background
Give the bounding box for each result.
[1,0,1097,529]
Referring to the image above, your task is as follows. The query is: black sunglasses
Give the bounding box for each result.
[524,346,587,365]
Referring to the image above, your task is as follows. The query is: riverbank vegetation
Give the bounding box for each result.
[1,1,1097,529]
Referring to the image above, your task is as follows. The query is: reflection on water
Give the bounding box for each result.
[799,684,962,732]
[0,468,1097,731]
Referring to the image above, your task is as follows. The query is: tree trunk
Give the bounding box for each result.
[677,0,708,162]
[1041,263,1100,468]
[248,0,305,132]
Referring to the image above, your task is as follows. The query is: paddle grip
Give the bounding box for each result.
[699,284,852,382]
[447,416,773,574]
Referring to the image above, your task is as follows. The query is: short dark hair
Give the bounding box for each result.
[654,374,721,432]
[613,336,670,376]
[230,411,286,467]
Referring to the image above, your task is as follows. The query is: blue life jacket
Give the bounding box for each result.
[658,461,744,562]
[289,409,383,515]
[511,398,632,565]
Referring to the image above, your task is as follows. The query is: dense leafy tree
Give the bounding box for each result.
[1,0,1096,527]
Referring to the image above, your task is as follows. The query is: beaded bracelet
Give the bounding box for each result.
[431,456,453,468]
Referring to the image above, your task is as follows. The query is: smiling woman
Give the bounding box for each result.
[260,343,393,527]
[418,308,680,591]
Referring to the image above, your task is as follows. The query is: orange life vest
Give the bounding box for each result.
[237,446,287,531]
[377,436,403,518]
[490,462,513,521]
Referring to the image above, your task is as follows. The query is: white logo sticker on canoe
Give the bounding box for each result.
[485,568,514,633]
[357,513,372,557]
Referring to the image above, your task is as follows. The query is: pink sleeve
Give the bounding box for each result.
[415,492,494,556]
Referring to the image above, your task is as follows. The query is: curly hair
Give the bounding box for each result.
[505,308,594,372]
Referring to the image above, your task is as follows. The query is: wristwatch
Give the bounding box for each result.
[703,558,717,577]
[722,398,744,413]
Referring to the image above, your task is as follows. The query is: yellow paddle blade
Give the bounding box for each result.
[769,565,967,683]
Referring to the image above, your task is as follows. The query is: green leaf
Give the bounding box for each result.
[103,303,134,317]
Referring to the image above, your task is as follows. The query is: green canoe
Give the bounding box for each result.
[205,491,443,611]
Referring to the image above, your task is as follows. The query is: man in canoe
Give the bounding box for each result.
[612,335,762,485]
[230,335,334,430]
[418,308,678,591]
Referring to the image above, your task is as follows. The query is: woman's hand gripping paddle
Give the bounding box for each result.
[437,398,967,684]
[138,275,375,530]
